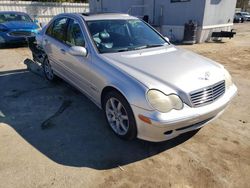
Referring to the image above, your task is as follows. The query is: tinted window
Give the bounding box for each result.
[66,20,85,47]
[46,22,53,36]
[49,18,68,42]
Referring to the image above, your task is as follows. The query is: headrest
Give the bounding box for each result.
[99,31,110,40]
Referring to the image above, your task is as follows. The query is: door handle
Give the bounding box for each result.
[60,49,66,54]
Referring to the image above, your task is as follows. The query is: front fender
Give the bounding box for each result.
[91,55,153,111]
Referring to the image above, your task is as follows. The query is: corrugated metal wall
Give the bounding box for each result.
[89,0,144,17]
[0,1,89,23]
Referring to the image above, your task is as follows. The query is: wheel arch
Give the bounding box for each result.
[101,86,127,109]
[101,85,138,140]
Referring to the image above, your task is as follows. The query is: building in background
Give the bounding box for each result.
[89,0,237,43]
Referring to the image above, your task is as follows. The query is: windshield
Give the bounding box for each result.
[87,19,168,53]
[0,13,32,24]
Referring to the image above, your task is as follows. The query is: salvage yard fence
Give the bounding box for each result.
[0,1,89,24]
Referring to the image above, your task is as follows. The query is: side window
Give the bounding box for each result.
[46,22,53,36]
[47,17,68,42]
[66,20,85,47]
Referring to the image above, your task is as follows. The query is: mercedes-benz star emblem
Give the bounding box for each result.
[199,71,211,80]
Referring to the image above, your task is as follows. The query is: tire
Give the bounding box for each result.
[103,91,137,140]
[42,57,57,81]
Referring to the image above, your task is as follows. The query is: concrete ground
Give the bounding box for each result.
[0,23,249,188]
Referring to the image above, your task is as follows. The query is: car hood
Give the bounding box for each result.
[102,46,225,94]
[1,21,38,30]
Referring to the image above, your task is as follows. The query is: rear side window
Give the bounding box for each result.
[46,17,68,42]
[66,19,85,47]
[46,22,53,36]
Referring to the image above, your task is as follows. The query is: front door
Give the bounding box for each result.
[60,18,93,97]
[44,17,93,97]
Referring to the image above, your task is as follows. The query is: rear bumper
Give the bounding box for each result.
[243,17,250,21]
[131,84,237,142]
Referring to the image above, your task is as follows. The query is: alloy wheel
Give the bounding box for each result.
[105,97,129,136]
[44,58,54,80]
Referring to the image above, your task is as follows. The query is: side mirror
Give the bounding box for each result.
[68,46,88,57]
[164,37,170,43]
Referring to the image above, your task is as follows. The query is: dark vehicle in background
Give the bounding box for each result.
[0,11,40,47]
[234,13,244,23]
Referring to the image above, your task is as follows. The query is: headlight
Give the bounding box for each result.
[0,25,8,32]
[147,90,183,113]
[32,28,41,34]
[224,69,233,89]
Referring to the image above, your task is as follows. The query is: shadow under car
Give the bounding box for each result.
[0,61,199,170]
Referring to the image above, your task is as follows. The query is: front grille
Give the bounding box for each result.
[190,81,225,107]
[9,31,33,37]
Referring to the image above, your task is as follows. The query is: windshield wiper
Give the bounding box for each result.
[116,44,165,52]
[133,44,165,50]
[117,48,131,52]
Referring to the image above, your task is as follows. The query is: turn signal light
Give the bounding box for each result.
[138,115,152,124]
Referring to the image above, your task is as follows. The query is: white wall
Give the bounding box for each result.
[203,0,237,26]
[0,1,89,24]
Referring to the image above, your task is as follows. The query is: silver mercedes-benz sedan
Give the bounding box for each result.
[34,13,237,142]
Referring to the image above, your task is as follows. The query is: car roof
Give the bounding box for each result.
[0,11,29,15]
[73,12,137,21]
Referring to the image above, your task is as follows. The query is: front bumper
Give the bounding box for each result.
[131,84,237,142]
[0,30,37,45]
